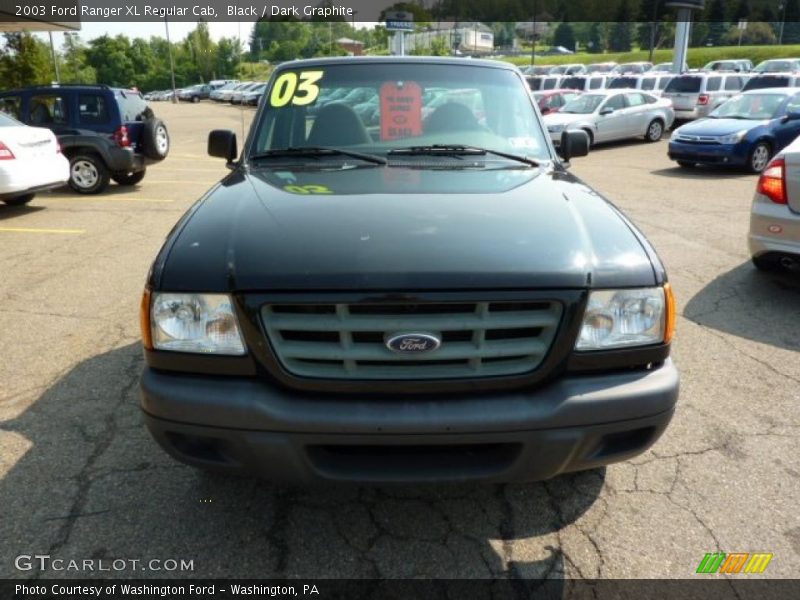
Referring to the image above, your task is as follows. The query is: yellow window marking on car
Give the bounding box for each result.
[292,71,323,106]
[270,71,324,107]
[283,184,333,195]
[0,227,84,234]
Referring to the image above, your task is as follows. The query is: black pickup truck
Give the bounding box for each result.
[139,57,678,484]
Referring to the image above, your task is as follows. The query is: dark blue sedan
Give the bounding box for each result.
[668,88,800,172]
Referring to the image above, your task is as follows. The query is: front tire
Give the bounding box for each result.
[192,96,200,103]
[645,119,664,142]
[112,169,146,186]
[68,154,110,194]
[2,193,34,206]
[748,142,771,173]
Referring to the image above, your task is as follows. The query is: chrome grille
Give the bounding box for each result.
[261,301,563,380]
[675,134,720,144]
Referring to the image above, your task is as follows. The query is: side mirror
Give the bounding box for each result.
[784,111,800,122]
[599,107,614,116]
[541,106,552,115]
[559,130,590,162]
[208,129,237,164]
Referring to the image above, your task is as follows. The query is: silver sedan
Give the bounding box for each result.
[543,89,675,146]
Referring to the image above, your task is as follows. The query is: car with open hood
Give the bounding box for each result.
[139,57,678,484]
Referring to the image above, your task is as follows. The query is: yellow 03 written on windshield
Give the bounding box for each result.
[269,71,324,107]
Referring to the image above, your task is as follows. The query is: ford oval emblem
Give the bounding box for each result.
[385,332,442,354]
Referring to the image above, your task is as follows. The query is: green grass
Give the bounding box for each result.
[501,45,800,69]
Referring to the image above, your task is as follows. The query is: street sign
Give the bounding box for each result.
[385,10,414,32]
[386,20,415,31]
[665,0,706,8]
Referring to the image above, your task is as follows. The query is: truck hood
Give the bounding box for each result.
[157,164,657,292]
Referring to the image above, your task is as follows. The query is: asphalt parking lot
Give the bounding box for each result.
[1,101,798,580]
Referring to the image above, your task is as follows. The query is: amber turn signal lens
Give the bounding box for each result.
[140,288,153,350]
[663,283,676,344]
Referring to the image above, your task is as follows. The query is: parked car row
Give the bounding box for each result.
[145,80,238,103]
[529,69,800,121]
[523,56,799,80]
[210,81,269,105]
[526,58,800,111]
[522,61,689,79]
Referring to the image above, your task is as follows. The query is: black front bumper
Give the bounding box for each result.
[140,360,679,484]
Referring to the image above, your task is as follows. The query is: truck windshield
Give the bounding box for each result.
[251,62,548,161]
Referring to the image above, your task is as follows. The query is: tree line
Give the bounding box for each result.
[0,23,243,91]
[550,0,800,53]
[3,0,800,92]
[0,20,389,92]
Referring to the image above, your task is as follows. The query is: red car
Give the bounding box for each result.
[532,89,583,115]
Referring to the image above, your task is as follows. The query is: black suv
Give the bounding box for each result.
[0,84,169,194]
[140,57,678,484]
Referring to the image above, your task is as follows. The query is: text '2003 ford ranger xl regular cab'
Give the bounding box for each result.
[139,57,678,484]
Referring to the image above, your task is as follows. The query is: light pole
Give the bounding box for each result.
[164,18,178,103]
[48,31,60,83]
[649,0,660,63]
[779,2,787,45]
[64,32,78,81]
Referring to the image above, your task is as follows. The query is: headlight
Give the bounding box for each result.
[670,129,681,141]
[576,287,673,351]
[548,124,566,133]
[149,292,246,355]
[717,130,748,144]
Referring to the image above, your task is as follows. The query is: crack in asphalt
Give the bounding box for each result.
[31,347,142,581]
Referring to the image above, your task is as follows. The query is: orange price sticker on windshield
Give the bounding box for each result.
[380,81,422,141]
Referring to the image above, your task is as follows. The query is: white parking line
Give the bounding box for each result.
[143,180,216,185]
[0,227,84,234]
[44,195,174,203]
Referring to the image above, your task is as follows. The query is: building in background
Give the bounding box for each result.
[336,37,364,56]
[391,22,494,55]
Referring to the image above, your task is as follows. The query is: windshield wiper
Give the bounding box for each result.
[249,146,387,165]
[387,144,539,167]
